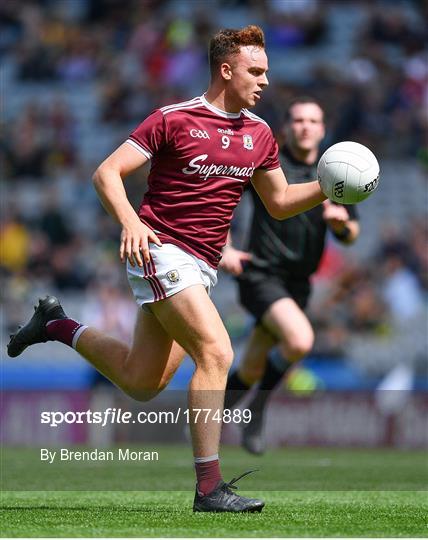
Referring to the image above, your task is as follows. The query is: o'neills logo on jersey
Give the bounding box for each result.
[217,128,234,136]
[182,154,255,182]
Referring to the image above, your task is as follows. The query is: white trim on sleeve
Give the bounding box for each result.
[125,139,152,159]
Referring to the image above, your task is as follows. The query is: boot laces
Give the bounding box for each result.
[223,469,258,491]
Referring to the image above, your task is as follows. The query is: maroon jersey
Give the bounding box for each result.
[126,95,280,268]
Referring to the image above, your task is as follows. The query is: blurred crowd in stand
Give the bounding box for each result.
[1,0,427,380]
[307,217,427,376]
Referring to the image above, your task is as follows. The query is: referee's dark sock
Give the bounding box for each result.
[224,371,251,410]
[248,348,292,416]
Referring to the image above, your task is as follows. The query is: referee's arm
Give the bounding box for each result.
[322,200,360,244]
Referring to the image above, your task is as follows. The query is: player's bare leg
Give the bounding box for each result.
[150,284,233,459]
[75,309,186,401]
[8,296,186,401]
[149,284,263,512]
[241,298,314,454]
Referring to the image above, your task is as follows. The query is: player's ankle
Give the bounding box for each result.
[46,319,88,349]
[194,454,222,496]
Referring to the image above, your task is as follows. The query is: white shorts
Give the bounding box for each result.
[127,243,218,312]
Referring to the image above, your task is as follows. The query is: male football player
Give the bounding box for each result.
[8,27,328,511]
[222,97,360,455]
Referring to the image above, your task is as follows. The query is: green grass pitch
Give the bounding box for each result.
[1,445,427,537]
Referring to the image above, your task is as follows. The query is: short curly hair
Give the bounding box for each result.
[209,25,265,77]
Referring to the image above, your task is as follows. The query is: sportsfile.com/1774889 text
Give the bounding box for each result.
[40,408,252,428]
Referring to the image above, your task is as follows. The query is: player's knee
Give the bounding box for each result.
[282,332,314,362]
[216,345,234,373]
[202,343,234,374]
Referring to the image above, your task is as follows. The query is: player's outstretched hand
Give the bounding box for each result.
[322,200,350,234]
[120,220,162,267]
[220,246,252,276]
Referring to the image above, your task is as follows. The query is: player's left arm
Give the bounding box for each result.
[322,200,360,244]
[251,166,327,220]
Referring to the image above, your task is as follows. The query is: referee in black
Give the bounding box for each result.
[220,97,360,454]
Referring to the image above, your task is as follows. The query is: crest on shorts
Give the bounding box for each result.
[242,134,253,150]
[166,270,180,283]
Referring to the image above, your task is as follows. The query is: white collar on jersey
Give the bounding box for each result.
[200,94,242,119]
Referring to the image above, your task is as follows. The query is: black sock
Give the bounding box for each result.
[224,371,251,410]
[248,349,292,416]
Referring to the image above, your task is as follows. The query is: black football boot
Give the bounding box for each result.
[193,470,264,512]
[7,296,67,357]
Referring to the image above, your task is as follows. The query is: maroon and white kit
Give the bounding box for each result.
[125,95,280,307]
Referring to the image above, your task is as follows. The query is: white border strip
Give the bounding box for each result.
[194,454,219,463]
[160,96,201,112]
[162,103,204,116]
[125,139,152,159]
[72,325,89,350]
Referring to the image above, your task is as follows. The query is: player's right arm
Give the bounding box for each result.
[251,166,326,219]
[92,142,161,267]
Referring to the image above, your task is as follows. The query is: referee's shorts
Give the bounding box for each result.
[237,268,310,323]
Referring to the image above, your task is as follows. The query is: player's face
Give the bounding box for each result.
[225,46,269,109]
[285,103,325,152]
